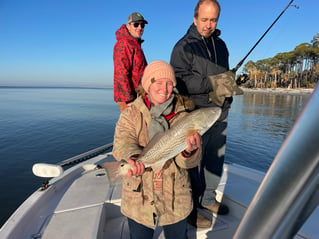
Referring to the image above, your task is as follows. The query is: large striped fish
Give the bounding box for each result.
[102,107,221,183]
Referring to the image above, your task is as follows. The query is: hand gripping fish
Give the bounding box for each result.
[101,107,221,183]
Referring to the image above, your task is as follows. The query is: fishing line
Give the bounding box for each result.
[233,0,299,72]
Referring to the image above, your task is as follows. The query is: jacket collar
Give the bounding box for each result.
[133,95,191,124]
[115,24,145,44]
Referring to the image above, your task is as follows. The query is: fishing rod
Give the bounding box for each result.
[207,0,298,104]
[233,0,297,73]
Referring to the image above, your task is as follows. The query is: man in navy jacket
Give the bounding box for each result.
[170,0,230,228]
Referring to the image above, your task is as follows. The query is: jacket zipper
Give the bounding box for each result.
[202,36,217,64]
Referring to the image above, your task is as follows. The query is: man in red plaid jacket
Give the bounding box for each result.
[113,12,148,112]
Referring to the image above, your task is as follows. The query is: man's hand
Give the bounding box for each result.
[126,158,145,177]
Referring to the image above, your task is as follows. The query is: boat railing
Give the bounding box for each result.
[57,142,113,168]
[31,143,113,190]
[233,83,319,239]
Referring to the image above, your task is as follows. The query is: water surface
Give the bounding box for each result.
[0,87,311,227]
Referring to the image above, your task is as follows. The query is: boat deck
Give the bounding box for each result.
[1,152,318,239]
[39,153,318,239]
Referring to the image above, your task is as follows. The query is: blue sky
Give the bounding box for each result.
[0,0,318,87]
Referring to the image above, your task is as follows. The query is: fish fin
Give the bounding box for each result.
[99,161,122,185]
[151,159,168,172]
[186,129,199,136]
[151,164,163,172]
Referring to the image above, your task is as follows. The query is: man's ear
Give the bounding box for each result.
[193,17,197,26]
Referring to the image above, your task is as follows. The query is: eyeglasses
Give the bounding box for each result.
[131,22,145,29]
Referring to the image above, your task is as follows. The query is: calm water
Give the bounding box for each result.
[0,87,311,227]
[225,93,310,171]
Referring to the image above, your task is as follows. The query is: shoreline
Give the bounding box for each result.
[241,87,314,95]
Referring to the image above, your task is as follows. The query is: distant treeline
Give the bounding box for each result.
[240,33,319,89]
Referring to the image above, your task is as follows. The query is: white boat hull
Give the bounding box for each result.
[1,150,317,239]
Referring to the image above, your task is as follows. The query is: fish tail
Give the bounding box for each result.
[99,161,122,185]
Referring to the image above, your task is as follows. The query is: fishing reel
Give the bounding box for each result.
[236,73,249,86]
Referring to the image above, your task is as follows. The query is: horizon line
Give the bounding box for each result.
[0,85,114,89]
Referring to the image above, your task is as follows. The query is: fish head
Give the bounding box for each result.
[118,160,132,176]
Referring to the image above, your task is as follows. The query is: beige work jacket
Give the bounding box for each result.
[112,94,201,227]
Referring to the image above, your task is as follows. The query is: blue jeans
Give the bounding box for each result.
[127,217,188,239]
[189,118,228,207]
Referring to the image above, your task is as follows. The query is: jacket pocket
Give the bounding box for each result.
[121,176,144,211]
[122,175,142,192]
[170,169,192,212]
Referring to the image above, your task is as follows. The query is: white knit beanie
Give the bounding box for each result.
[141,60,176,93]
